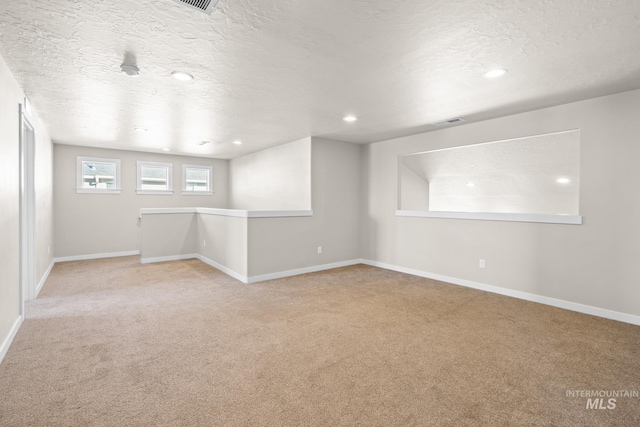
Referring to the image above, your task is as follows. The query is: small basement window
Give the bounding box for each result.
[182,164,213,195]
[77,156,121,194]
[137,161,173,195]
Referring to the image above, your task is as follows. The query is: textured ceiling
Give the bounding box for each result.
[0,0,639,158]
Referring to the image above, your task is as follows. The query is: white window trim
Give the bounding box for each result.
[76,156,121,194]
[182,164,213,195]
[137,161,173,195]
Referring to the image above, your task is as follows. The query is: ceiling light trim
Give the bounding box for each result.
[484,68,508,79]
[171,71,194,81]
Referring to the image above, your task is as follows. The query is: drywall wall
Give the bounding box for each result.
[247,138,361,276]
[137,138,360,281]
[140,213,198,260]
[54,144,229,258]
[399,164,430,211]
[362,89,640,317]
[229,137,311,210]
[0,54,54,360]
[198,214,248,277]
[0,54,22,358]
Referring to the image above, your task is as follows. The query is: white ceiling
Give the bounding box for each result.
[1,0,639,159]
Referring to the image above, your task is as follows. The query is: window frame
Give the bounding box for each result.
[76,156,121,194]
[182,164,214,195]
[136,161,173,195]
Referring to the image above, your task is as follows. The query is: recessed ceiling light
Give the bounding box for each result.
[556,177,571,184]
[484,68,508,78]
[466,182,476,188]
[134,127,148,132]
[171,71,194,81]
[232,140,243,145]
[343,115,357,122]
[121,64,140,77]
[162,148,170,152]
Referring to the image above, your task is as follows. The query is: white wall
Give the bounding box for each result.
[54,144,229,258]
[138,138,361,281]
[199,214,248,277]
[229,137,311,210]
[247,138,362,276]
[362,89,640,318]
[140,213,198,260]
[0,54,54,359]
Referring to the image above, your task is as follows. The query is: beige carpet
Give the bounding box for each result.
[0,256,639,426]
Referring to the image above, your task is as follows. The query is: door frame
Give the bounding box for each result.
[19,102,36,314]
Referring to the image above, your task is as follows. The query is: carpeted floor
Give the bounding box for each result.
[0,256,638,426]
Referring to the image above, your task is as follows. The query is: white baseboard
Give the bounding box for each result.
[196,255,248,283]
[54,250,140,263]
[247,259,363,284]
[0,316,24,365]
[361,259,640,326]
[35,259,55,298]
[140,254,198,264]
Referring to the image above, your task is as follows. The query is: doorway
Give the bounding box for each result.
[19,102,36,314]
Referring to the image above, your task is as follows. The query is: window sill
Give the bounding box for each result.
[136,190,174,195]
[77,188,121,194]
[396,210,583,225]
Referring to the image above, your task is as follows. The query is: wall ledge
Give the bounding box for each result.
[140,207,313,218]
[396,210,583,225]
[361,259,640,326]
[140,208,197,215]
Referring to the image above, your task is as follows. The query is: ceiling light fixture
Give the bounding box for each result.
[121,64,140,77]
[134,127,148,132]
[556,177,571,184]
[343,115,357,122]
[484,68,508,78]
[162,148,170,152]
[171,71,194,81]
[232,140,243,145]
[466,182,476,188]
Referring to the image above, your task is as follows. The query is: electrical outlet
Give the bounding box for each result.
[317,246,322,254]
[203,240,206,247]
[479,259,486,269]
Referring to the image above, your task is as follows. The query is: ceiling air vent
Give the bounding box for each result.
[172,0,220,15]
[432,117,465,127]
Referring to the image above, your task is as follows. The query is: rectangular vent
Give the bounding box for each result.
[172,0,219,15]
[432,117,465,127]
